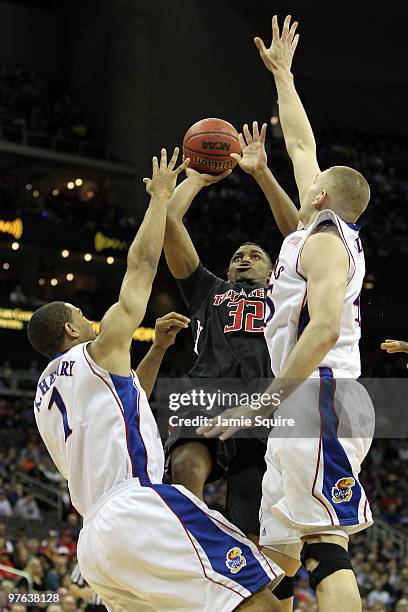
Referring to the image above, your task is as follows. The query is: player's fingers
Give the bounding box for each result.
[230,153,241,162]
[196,420,217,435]
[152,156,159,176]
[253,121,260,141]
[254,36,267,57]
[168,146,179,171]
[219,427,239,441]
[291,34,300,54]
[238,132,247,151]
[271,15,279,40]
[159,312,190,323]
[160,148,167,170]
[243,123,253,144]
[281,14,292,41]
[142,178,151,184]
[161,319,189,330]
[175,157,190,175]
[288,20,298,44]
[260,122,268,144]
[202,425,226,438]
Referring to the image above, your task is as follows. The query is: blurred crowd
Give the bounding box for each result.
[0,67,91,147]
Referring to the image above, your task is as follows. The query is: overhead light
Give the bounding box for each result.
[33,190,40,198]
[67,181,75,190]
[364,282,375,290]
[66,273,74,281]
[38,278,45,286]
[75,178,83,187]
[11,242,20,251]
[61,249,70,258]
[107,256,114,265]
[52,188,59,196]
[86,190,94,199]
[50,278,58,286]
[25,184,33,191]
[84,253,92,262]
[3,262,9,270]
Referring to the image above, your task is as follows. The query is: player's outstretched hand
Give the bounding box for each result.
[185,167,232,187]
[231,121,268,176]
[153,312,190,350]
[143,148,190,199]
[197,405,259,441]
[381,339,408,368]
[254,15,299,75]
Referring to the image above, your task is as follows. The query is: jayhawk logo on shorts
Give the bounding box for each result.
[331,477,356,503]
[225,547,247,574]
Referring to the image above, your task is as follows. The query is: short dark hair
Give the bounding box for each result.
[27,302,72,359]
[235,242,273,267]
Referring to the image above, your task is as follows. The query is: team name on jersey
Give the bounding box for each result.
[34,360,75,410]
[213,287,265,306]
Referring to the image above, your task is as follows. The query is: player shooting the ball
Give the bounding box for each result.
[199,15,374,612]
[164,120,299,556]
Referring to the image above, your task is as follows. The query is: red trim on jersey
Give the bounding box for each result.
[336,221,356,285]
[149,487,246,600]
[311,373,336,525]
[363,498,368,522]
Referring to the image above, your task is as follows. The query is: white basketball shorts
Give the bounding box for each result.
[77,479,283,611]
[260,367,374,560]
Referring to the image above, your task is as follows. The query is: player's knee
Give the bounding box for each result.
[237,586,278,611]
[300,541,353,591]
[171,443,212,485]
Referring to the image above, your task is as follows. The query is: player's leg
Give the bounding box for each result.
[170,441,213,499]
[236,585,280,611]
[300,533,361,612]
[262,548,300,612]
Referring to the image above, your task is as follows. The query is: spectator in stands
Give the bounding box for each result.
[0,489,12,517]
[14,493,41,520]
[396,599,408,611]
[62,595,78,612]
[17,557,47,592]
[367,576,394,609]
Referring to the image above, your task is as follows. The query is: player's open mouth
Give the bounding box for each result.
[237,264,253,271]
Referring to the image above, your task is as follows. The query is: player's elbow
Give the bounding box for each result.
[318,320,340,347]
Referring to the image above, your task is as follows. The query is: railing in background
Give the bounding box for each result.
[365,519,408,559]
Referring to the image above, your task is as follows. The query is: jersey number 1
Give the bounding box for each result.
[48,387,72,441]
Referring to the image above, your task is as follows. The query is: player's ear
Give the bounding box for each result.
[64,321,80,339]
[312,189,328,209]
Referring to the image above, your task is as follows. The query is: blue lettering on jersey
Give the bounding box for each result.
[35,361,75,411]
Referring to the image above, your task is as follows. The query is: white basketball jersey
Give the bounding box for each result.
[33,342,164,516]
[264,210,364,378]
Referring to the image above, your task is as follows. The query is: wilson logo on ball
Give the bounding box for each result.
[202,141,231,151]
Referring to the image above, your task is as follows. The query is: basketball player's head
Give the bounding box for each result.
[299,166,370,226]
[228,242,272,285]
[27,302,96,359]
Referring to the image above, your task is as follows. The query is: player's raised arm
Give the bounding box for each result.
[88,148,189,376]
[231,120,299,235]
[164,167,231,279]
[255,15,320,205]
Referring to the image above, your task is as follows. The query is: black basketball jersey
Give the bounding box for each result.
[177,263,272,382]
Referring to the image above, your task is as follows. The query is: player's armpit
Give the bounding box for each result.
[301,231,349,339]
[290,147,321,206]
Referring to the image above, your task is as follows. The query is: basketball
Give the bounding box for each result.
[183,118,241,174]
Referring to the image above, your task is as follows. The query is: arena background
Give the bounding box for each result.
[0,1,407,610]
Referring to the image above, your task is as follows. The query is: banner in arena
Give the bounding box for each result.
[0,211,130,256]
[0,307,154,341]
